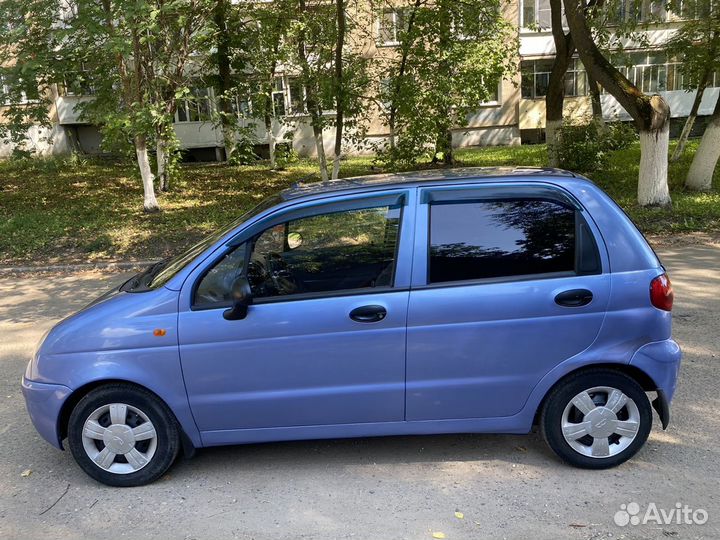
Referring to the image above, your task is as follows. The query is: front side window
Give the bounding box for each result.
[193,204,402,307]
[429,199,578,283]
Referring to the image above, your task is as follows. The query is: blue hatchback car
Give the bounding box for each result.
[22,167,681,486]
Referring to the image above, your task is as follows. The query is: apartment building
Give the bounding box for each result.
[0,0,714,159]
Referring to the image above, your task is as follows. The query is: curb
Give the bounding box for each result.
[0,260,159,275]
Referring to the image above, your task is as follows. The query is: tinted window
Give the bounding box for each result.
[193,204,401,306]
[429,199,576,283]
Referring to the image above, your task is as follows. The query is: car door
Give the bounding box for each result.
[177,191,414,442]
[406,184,611,421]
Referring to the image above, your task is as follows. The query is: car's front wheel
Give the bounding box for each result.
[541,369,653,469]
[67,384,180,486]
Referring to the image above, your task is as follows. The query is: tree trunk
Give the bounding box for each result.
[331,0,345,180]
[136,135,159,212]
[156,138,169,191]
[546,119,563,167]
[671,76,710,162]
[386,0,422,153]
[686,94,720,191]
[297,0,329,181]
[546,0,574,168]
[314,127,329,181]
[433,125,454,164]
[586,68,604,125]
[638,123,671,206]
[265,113,277,169]
[214,0,235,161]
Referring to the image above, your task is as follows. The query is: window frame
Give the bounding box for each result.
[189,191,410,311]
[376,8,406,47]
[413,185,602,289]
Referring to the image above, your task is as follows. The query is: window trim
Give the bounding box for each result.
[190,192,409,310]
[423,196,600,287]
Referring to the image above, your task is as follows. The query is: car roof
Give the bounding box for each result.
[280,166,580,200]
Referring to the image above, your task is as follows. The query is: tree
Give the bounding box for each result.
[666,0,720,162]
[564,0,672,206]
[545,0,610,167]
[375,0,517,166]
[213,0,236,162]
[1,0,214,211]
[686,93,720,190]
[546,0,576,167]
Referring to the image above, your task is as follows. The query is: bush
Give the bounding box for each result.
[554,119,637,172]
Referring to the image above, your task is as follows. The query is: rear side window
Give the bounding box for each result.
[429,199,593,283]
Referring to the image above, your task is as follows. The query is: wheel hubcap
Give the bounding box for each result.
[81,403,157,474]
[561,386,641,459]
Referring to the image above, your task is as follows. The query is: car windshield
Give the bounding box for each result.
[121,195,282,292]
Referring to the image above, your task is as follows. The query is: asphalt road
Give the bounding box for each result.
[1,242,718,540]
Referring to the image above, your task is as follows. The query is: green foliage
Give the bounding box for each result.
[553,120,636,172]
[227,125,260,166]
[374,0,518,167]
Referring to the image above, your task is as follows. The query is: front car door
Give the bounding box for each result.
[406,183,611,421]
[177,190,414,445]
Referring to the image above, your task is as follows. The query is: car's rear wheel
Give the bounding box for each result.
[67,384,180,486]
[541,370,653,469]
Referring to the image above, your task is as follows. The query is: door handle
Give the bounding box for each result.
[349,305,387,323]
[555,289,593,307]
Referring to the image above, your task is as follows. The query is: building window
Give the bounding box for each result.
[521,59,552,99]
[607,0,666,23]
[0,74,10,105]
[564,58,587,97]
[669,0,712,19]
[521,58,587,99]
[521,0,551,29]
[615,52,683,93]
[481,79,501,104]
[377,9,406,46]
[0,73,38,104]
[175,87,213,123]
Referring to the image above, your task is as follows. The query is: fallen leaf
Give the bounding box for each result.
[454,511,464,519]
[432,533,446,539]
[21,469,32,477]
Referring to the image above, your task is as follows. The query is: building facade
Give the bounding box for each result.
[1,0,714,159]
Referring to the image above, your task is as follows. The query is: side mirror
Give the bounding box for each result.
[223,276,253,321]
[287,231,303,249]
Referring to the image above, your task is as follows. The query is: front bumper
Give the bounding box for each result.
[21,376,72,449]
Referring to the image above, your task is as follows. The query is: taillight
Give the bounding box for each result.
[650,273,674,311]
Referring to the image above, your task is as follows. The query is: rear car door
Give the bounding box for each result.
[406,184,611,420]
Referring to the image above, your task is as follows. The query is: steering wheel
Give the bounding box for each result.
[264,252,299,295]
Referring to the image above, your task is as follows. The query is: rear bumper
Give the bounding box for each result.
[21,376,72,449]
[629,339,681,429]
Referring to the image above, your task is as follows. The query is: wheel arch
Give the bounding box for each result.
[58,379,197,457]
[532,363,662,426]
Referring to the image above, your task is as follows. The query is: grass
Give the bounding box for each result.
[0,141,718,266]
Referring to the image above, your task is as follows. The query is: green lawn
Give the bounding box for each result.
[0,141,718,266]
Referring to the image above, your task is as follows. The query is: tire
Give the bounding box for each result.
[540,369,652,469]
[67,384,180,487]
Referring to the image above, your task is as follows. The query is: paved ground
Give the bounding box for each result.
[0,242,718,540]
